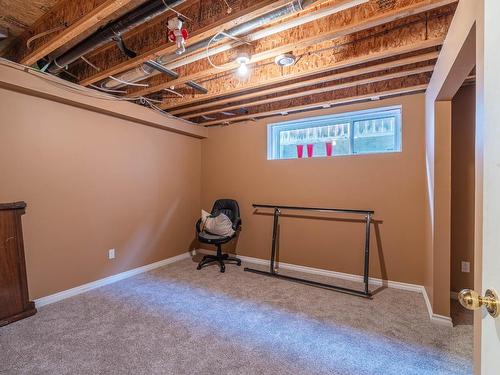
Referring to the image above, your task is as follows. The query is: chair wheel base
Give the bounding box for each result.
[196,251,241,273]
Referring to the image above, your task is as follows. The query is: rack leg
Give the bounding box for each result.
[270,208,280,274]
[363,213,372,295]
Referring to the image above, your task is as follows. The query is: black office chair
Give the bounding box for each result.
[196,199,242,273]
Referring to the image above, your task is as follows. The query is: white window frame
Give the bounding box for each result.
[267,105,402,160]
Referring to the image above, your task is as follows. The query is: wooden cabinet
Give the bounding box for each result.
[0,202,36,326]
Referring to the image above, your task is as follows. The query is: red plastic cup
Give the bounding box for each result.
[307,144,314,157]
[326,142,333,156]
[296,144,304,158]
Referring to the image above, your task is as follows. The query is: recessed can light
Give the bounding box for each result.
[275,53,297,67]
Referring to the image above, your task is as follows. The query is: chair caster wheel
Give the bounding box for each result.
[196,265,202,270]
[220,266,225,273]
[237,260,242,266]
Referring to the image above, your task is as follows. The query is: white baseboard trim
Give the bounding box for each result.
[34,248,454,328]
[421,287,454,327]
[196,249,422,292]
[34,252,191,308]
[196,249,454,327]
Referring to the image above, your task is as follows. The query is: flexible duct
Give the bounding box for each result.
[46,0,186,74]
[101,0,318,89]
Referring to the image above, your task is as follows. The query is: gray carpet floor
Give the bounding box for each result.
[0,256,473,375]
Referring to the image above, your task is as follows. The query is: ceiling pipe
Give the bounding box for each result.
[45,0,187,74]
[101,0,314,89]
[101,0,367,90]
[164,0,368,72]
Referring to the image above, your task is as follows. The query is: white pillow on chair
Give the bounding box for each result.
[201,209,235,237]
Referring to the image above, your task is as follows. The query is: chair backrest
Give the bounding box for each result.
[211,199,240,226]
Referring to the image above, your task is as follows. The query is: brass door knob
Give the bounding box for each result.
[458,288,500,318]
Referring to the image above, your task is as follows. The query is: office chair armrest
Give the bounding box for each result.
[232,217,242,231]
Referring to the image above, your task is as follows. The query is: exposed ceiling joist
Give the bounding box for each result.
[173,50,439,116]
[182,65,434,119]
[20,0,138,66]
[2,0,457,125]
[161,3,452,111]
[78,0,294,86]
[129,0,456,98]
[200,84,428,126]
[163,38,443,111]
[92,0,368,91]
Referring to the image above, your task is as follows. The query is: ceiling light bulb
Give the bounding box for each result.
[237,62,249,77]
[235,52,251,78]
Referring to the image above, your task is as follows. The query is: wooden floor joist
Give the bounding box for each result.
[78,0,293,87]
[129,0,456,99]
[182,65,434,119]
[173,51,439,116]
[163,38,443,112]
[20,0,136,66]
[199,84,428,126]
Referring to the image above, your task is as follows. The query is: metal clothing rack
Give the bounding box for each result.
[244,204,374,298]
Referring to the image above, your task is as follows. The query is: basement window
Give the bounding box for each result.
[267,106,402,160]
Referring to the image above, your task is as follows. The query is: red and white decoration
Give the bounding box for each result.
[167,17,188,55]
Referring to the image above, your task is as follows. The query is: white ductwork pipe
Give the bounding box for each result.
[102,0,367,90]
[46,0,187,74]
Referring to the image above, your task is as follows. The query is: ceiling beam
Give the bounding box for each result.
[173,50,439,116]
[199,84,428,126]
[162,6,450,111]
[182,65,434,119]
[164,38,443,111]
[80,0,367,87]
[20,0,136,66]
[129,0,456,98]
[78,0,293,86]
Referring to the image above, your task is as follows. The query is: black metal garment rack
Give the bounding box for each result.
[244,204,374,298]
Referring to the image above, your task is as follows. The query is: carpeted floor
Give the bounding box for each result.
[0,256,473,375]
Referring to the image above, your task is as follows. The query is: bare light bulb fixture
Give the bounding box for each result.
[237,62,248,77]
[235,53,251,78]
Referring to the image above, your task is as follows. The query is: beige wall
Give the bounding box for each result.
[424,0,477,317]
[0,87,202,300]
[0,60,207,139]
[201,94,428,285]
[451,84,475,292]
[432,100,452,317]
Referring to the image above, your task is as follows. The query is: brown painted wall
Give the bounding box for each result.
[451,84,475,292]
[0,87,201,300]
[423,0,477,318]
[432,101,452,317]
[201,94,428,285]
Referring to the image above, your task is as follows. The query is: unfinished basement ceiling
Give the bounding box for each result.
[0,0,59,54]
[2,0,458,126]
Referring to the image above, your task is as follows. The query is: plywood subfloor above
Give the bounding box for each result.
[0,0,59,54]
